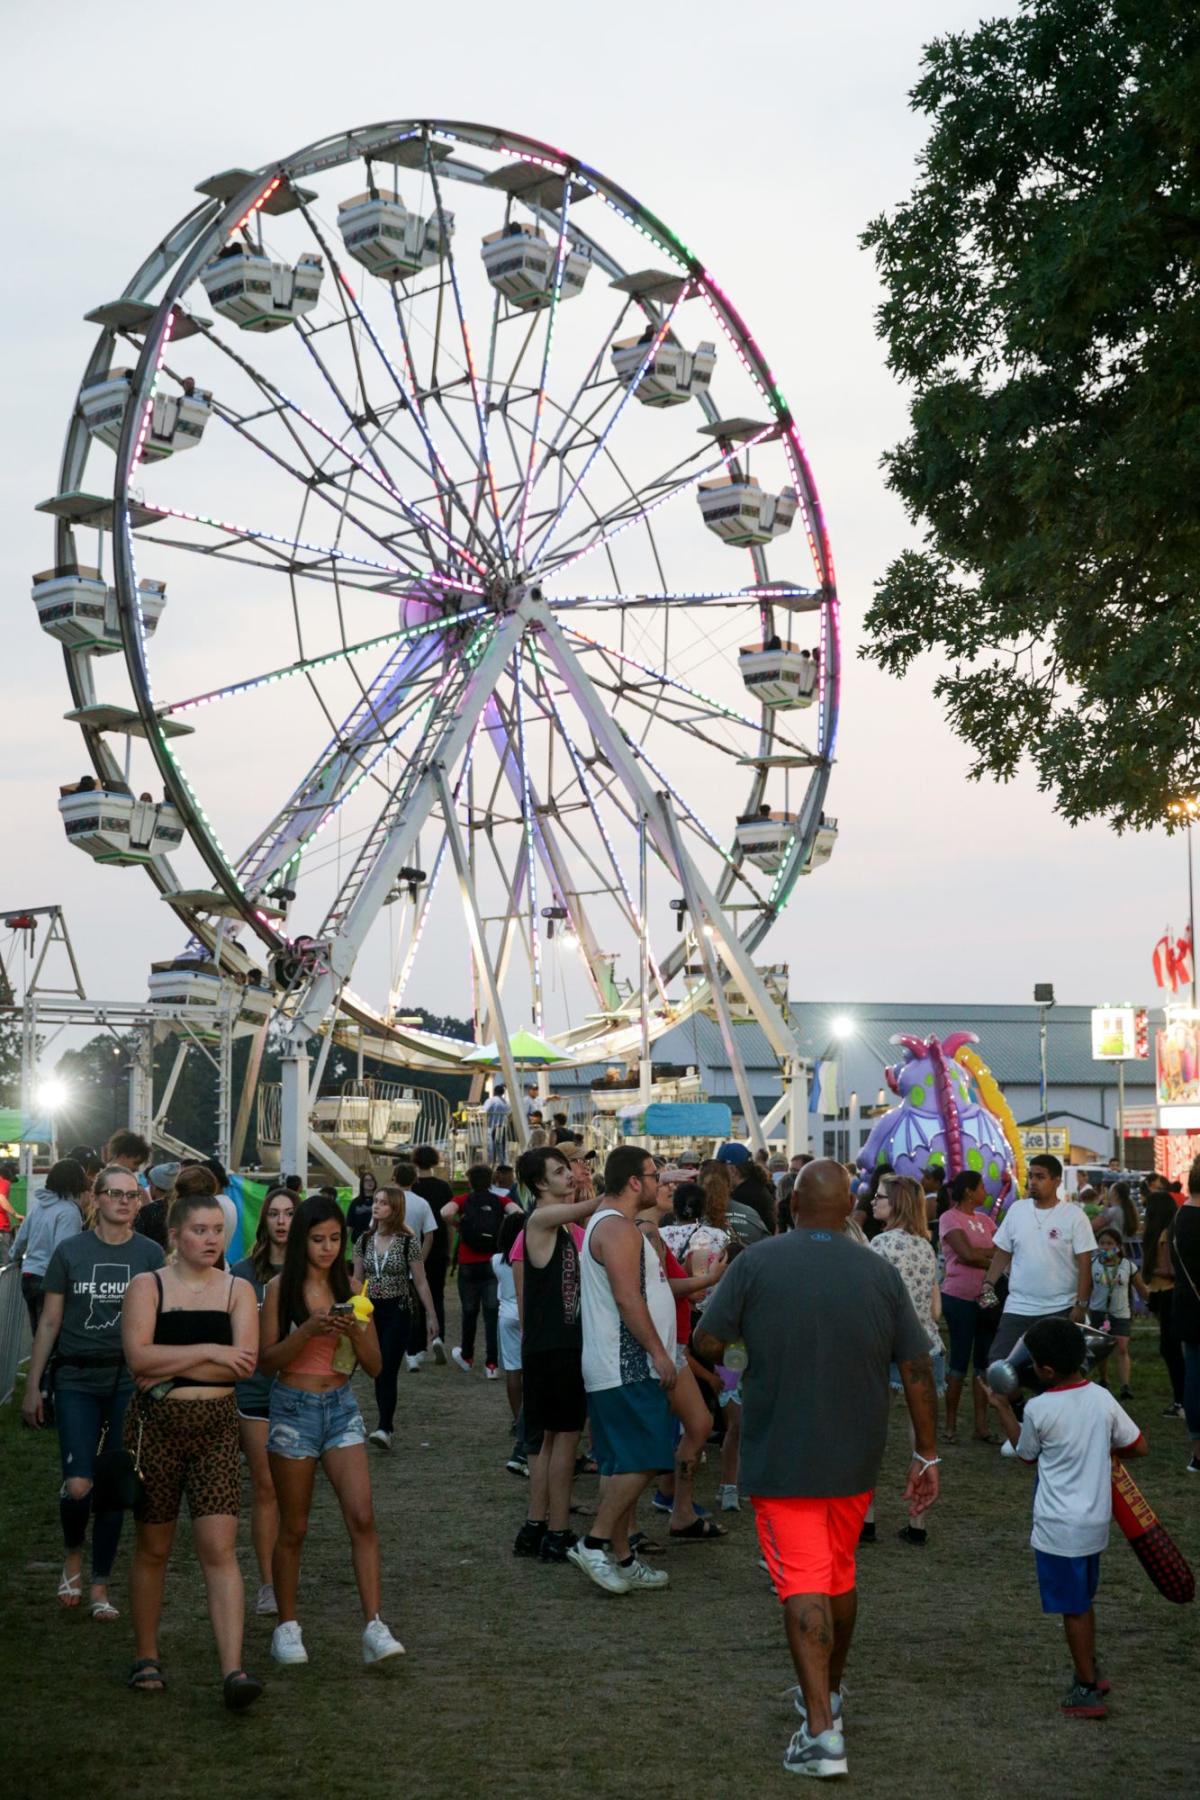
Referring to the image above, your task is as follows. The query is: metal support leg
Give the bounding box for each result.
[280,1047,310,1183]
[127,1023,154,1143]
[658,794,765,1154]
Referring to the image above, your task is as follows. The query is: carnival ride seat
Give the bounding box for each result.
[337,191,453,278]
[733,806,798,872]
[80,369,212,459]
[58,781,184,865]
[198,246,324,331]
[480,221,591,310]
[737,641,818,708]
[610,329,717,407]
[32,566,166,654]
[698,475,797,546]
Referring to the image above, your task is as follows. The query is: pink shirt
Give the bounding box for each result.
[939,1206,995,1300]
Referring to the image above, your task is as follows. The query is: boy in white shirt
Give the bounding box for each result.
[988,1317,1146,1720]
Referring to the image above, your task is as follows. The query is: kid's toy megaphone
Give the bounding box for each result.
[985,1322,1117,1397]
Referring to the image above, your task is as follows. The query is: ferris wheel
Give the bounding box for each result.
[38,120,839,1170]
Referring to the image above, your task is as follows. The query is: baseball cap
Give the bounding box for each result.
[148,1162,180,1191]
[715,1141,751,1167]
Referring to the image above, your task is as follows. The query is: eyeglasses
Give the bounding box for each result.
[104,1186,139,1198]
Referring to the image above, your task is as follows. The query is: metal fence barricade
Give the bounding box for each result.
[0,1262,29,1406]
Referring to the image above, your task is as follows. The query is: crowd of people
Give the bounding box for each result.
[8,1128,1200,1773]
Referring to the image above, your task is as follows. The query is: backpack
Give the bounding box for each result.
[459,1189,506,1254]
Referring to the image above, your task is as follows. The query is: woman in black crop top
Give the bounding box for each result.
[121,1185,263,1709]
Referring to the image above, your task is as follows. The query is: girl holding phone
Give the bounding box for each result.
[259,1195,403,1669]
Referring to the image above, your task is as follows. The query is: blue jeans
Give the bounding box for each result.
[54,1379,132,1581]
[1183,1341,1200,1440]
[267,1382,366,1458]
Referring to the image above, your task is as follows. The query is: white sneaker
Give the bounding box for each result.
[255,1582,278,1616]
[623,1556,669,1591]
[566,1541,632,1594]
[368,1428,392,1450]
[451,1348,473,1373]
[789,1685,843,1725]
[404,1353,425,1372]
[484,1364,500,1381]
[717,1484,741,1511]
[271,1620,308,1665]
[783,1725,848,1778]
[1000,1439,1016,1459]
[430,1337,447,1365]
[362,1615,405,1664]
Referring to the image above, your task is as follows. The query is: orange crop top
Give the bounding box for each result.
[284,1327,341,1378]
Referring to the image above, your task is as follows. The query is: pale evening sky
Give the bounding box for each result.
[0,0,1180,1047]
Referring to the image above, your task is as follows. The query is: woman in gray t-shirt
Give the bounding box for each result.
[22,1164,163,1618]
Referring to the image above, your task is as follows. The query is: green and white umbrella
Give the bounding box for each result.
[461,1030,574,1068]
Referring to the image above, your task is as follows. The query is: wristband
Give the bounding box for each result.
[911,1453,941,1471]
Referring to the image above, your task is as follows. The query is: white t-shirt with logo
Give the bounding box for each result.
[1016,1381,1141,1555]
[994,1198,1094,1315]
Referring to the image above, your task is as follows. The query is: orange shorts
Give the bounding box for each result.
[752,1492,873,1600]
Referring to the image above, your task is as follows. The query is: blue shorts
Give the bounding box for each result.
[587,1377,675,1477]
[889,1348,946,1395]
[267,1381,366,1459]
[1035,1549,1101,1615]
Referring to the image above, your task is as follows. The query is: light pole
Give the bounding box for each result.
[1034,983,1055,1140]
[1170,797,1199,1008]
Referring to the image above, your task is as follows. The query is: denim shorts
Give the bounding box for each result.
[267,1381,366,1459]
[889,1348,946,1395]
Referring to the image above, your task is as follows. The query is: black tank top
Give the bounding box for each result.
[152,1271,235,1388]
[523,1224,582,1355]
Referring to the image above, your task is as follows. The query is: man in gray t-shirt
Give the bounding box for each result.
[695,1160,940,1781]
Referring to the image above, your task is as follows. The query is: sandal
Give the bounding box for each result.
[971,1431,999,1446]
[90,1598,120,1622]
[57,1567,83,1608]
[222,1669,263,1712]
[128,1659,166,1692]
[669,1516,728,1541]
[941,1430,958,1444]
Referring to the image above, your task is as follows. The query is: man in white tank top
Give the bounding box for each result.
[567,1146,678,1596]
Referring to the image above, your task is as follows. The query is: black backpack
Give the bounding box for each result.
[459,1189,506,1254]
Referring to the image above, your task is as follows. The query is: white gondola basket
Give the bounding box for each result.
[610,336,716,407]
[737,644,818,709]
[58,785,184,865]
[198,248,324,332]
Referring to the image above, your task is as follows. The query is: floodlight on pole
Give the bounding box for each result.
[831,1016,855,1040]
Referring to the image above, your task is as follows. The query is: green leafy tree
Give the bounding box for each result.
[862,0,1200,830]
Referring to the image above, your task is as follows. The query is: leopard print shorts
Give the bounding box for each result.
[126,1393,241,1525]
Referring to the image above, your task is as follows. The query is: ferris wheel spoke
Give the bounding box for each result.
[527,282,695,569]
[292,193,485,555]
[136,508,485,606]
[422,139,511,563]
[562,627,794,751]
[206,398,445,578]
[291,321,466,573]
[551,586,817,610]
[196,314,483,577]
[236,633,477,900]
[188,325,438,577]
[158,605,488,717]
[514,295,635,522]
[537,425,777,583]
[510,175,573,564]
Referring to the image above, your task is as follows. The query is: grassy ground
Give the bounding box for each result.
[3,1315,1198,1800]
